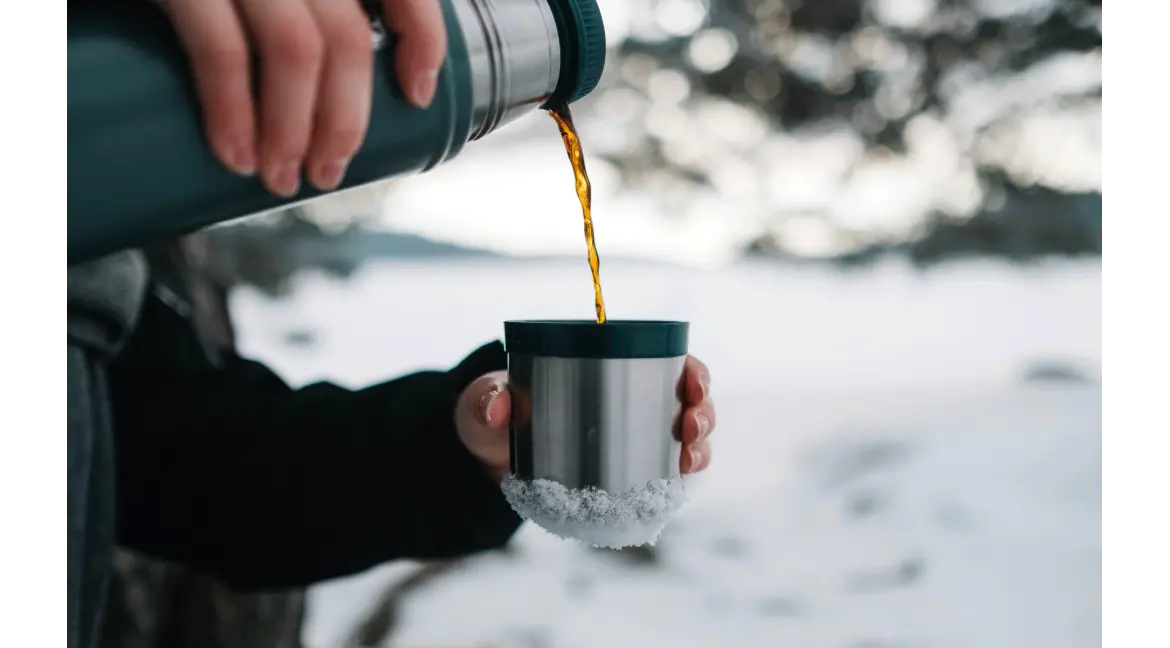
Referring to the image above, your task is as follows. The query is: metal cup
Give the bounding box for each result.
[505,320,690,493]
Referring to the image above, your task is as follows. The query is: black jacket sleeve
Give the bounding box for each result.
[107,292,522,591]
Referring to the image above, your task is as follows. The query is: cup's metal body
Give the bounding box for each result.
[508,353,686,494]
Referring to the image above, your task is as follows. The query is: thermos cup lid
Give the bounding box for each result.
[504,320,689,359]
[545,0,608,104]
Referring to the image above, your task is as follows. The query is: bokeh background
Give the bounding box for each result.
[102,1,1102,647]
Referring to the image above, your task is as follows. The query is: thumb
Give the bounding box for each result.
[455,371,512,478]
[459,371,511,429]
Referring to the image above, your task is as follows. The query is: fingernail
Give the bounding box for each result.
[694,411,710,439]
[229,139,256,176]
[700,374,711,400]
[689,448,703,472]
[315,158,349,191]
[411,70,439,108]
[268,161,301,197]
[478,386,501,426]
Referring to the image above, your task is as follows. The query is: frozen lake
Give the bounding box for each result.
[230,256,1101,648]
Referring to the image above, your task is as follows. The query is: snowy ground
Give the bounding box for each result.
[230,256,1101,648]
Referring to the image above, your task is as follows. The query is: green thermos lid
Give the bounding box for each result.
[545,0,608,105]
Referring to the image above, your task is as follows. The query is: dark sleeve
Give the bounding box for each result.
[107,294,521,590]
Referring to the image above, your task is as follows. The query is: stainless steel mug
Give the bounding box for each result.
[505,320,690,493]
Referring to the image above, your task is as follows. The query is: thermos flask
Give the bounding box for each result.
[68,0,607,263]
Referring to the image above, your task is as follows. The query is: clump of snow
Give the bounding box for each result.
[502,475,688,549]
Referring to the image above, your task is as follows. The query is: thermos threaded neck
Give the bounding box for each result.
[453,0,607,140]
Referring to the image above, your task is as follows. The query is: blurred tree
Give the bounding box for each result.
[590,0,1102,261]
[226,0,1101,268]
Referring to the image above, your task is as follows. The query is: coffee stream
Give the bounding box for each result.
[548,102,607,324]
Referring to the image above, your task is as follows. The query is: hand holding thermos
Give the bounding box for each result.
[159,0,447,195]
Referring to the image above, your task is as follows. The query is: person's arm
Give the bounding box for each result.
[107,293,521,590]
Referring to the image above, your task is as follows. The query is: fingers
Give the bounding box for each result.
[304,0,374,190]
[165,0,257,176]
[681,439,711,474]
[171,0,445,197]
[382,0,447,107]
[683,355,711,406]
[237,0,325,197]
[679,355,714,475]
[677,403,716,444]
[676,355,715,442]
